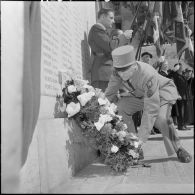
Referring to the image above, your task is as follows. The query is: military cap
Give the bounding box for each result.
[112,45,136,68]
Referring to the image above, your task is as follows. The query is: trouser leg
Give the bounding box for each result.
[154,103,182,156]
[116,97,144,134]
[177,100,185,128]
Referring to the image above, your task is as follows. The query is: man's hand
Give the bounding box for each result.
[123,30,133,39]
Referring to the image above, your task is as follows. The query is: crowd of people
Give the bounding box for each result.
[88,8,193,163]
[141,52,194,132]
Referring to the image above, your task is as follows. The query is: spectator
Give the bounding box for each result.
[183,68,194,125]
[171,63,191,130]
[158,60,169,77]
[141,52,153,65]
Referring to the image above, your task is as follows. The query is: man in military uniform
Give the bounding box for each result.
[88,8,133,91]
[105,45,192,163]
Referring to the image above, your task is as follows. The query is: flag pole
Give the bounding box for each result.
[129,1,142,43]
[135,1,151,60]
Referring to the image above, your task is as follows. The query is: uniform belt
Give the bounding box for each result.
[120,92,144,99]
[93,52,104,57]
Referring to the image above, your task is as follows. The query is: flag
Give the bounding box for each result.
[184,25,194,67]
[161,2,177,44]
[151,1,163,57]
[174,2,186,59]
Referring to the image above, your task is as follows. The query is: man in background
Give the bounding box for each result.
[141,51,153,65]
[88,8,133,91]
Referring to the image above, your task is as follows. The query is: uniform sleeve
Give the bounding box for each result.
[105,70,122,102]
[138,74,160,142]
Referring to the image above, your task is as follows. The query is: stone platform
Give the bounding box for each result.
[52,126,194,194]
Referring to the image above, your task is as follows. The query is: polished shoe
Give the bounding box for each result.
[176,147,192,163]
[178,126,190,130]
[150,129,156,135]
[183,126,191,130]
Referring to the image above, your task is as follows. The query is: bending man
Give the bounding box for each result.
[105,45,192,163]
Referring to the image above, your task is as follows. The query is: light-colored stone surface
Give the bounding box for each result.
[52,126,194,194]
[19,107,97,193]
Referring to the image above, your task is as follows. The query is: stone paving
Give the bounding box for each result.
[52,126,194,194]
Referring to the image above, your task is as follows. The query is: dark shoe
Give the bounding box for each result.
[183,126,191,130]
[176,147,192,163]
[153,127,161,134]
[138,148,144,160]
[151,129,156,135]
[178,126,189,130]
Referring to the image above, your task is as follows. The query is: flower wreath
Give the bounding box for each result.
[61,79,142,172]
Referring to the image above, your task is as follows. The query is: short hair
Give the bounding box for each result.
[174,63,182,67]
[97,8,114,19]
[141,52,153,58]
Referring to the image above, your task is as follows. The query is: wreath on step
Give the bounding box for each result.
[60,78,142,172]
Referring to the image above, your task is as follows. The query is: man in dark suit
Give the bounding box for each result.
[171,63,191,130]
[88,8,133,91]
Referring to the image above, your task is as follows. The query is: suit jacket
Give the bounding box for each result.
[105,61,180,141]
[88,24,128,82]
[171,72,188,100]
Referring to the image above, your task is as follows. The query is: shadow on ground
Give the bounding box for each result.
[148,135,194,141]
[141,156,178,164]
[75,159,126,178]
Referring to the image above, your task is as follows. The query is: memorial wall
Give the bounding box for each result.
[20,2,98,193]
[40,2,96,97]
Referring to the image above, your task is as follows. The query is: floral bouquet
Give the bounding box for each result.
[61,79,142,172]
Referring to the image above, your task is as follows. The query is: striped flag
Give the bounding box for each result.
[184,25,194,67]
[174,2,187,59]
[161,2,177,44]
[151,1,163,57]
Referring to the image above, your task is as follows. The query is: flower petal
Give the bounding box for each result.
[66,102,80,117]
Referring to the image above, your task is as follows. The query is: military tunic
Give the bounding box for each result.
[105,61,182,155]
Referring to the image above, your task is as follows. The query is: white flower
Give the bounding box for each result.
[94,121,104,131]
[77,92,95,106]
[74,79,89,87]
[116,115,123,120]
[128,149,139,158]
[67,85,77,93]
[117,130,127,142]
[99,114,113,123]
[117,130,127,138]
[111,145,119,153]
[66,102,80,117]
[133,141,139,148]
[83,84,95,92]
[123,124,128,130]
[94,114,113,131]
[111,129,117,135]
[110,103,117,112]
[98,98,108,105]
